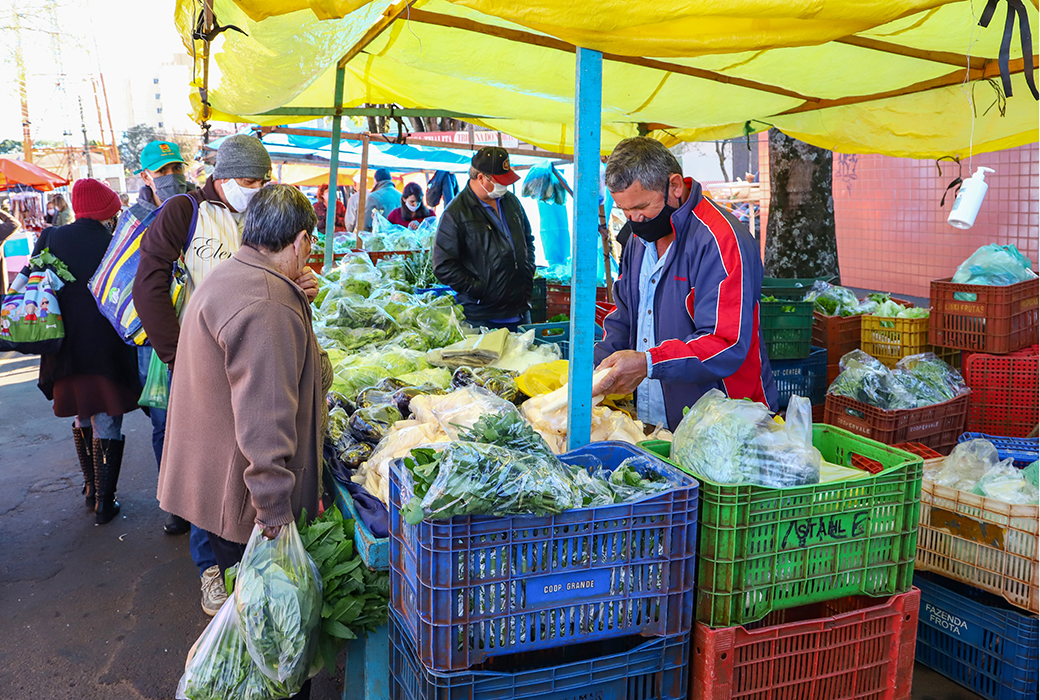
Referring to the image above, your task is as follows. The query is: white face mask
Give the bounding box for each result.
[483,178,508,200]
[405,200,421,212]
[222,179,261,212]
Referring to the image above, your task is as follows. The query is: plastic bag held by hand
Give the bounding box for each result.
[139,348,170,410]
[234,523,323,686]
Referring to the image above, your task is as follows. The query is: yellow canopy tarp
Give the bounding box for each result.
[174,0,1039,158]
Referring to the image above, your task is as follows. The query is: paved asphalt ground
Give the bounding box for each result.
[0,350,985,700]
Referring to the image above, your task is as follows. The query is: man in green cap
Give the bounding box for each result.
[133,140,194,213]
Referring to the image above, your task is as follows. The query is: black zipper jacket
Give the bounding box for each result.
[432,183,535,322]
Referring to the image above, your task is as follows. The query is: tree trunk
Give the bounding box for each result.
[764,129,840,281]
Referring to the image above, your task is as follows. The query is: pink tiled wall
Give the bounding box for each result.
[833,144,1039,298]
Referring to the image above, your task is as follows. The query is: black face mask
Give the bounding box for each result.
[628,188,676,243]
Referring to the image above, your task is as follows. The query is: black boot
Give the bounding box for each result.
[93,438,124,525]
[72,425,94,509]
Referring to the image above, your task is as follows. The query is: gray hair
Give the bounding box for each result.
[604,137,682,194]
[468,166,483,180]
[242,185,317,253]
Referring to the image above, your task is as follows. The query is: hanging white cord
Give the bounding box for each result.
[962,0,985,169]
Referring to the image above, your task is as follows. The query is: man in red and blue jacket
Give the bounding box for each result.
[594,137,778,431]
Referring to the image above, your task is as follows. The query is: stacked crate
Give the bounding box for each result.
[387,441,699,700]
[641,426,924,699]
[912,433,1039,700]
[759,280,826,418]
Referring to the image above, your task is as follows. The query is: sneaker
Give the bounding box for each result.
[200,565,228,617]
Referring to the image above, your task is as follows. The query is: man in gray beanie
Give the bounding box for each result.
[133,133,317,617]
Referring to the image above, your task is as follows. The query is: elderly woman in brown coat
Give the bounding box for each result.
[158,183,328,573]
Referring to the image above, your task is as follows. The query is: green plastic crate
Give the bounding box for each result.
[762,276,834,300]
[760,298,814,359]
[640,425,922,628]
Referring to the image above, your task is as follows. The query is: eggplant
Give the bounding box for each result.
[392,385,446,417]
[376,377,407,393]
[349,404,402,444]
[356,388,396,409]
[451,367,478,390]
[337,439,374,469]
[326,392,355,416]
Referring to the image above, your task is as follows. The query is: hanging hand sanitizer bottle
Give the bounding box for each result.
[948,167,995,229]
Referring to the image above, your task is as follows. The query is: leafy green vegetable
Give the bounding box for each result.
[455,410,557,461]
[297,507,390,675]
[30,249,76,282]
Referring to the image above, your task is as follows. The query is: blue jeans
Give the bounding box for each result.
[74,413,122,440]
[138,346,216,577]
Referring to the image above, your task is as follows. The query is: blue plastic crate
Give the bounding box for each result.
[771,345,827,409]
[958,433,1039,468]
[915,572,1039,700]
[388,609,690,700]
[388,441,699,671]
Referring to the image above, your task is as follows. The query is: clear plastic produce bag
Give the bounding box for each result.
[234,523,323,686]
[828,350,918,409]
[952,244,1037,287]
[177,592,304,700]
[671,389,821,487]
[895,353,968,403]
[925,438,1010,491]
[973,461,1040,504]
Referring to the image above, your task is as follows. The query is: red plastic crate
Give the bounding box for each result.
[545,284,608,318]
[813,312,862,365]
[929,277,1039,354]
[690,590,920,700]
[853,442,945,476]
[963,348,1039,438]
[823,392,971,455]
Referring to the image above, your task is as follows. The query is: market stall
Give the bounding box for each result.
[171,2,1038,699]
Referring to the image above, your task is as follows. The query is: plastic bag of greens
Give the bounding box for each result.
[895,353,968,403]
[973,460,1039,504]
[802,281,861,316]
[924,438,1009,491]
[333,297,399,332]
[418,385,517,440]
[409,441,582,521]
[828,350,917,409]
[451,366,520,403]
[176,590,299,700]
[139,349,170,410]
[671,389,821,487]
[234,523,322,686]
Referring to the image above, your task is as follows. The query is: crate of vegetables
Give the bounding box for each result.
[690,590,920,700]
[824,351,972,454]
[641,423,923,628]
[389,440,698,671]
[929,277,1039,354]
[860,304,932,369]
[957,432,1039,467]
[914,572,1039,700]
[916,468,1039,614]
[760,295,813,359]
[963,349,1039,438]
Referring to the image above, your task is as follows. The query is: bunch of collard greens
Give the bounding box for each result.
[297,507,390,674]
[400,409,678,524]
[802,281,878,317]
[828,350,969,409]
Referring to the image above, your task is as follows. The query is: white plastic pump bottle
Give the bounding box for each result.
[948,167,995,229]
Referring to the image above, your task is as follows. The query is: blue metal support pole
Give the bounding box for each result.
[324,65,345,272]
[566,48,602,450]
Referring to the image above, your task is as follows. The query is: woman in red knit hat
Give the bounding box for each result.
[27,178,141,524]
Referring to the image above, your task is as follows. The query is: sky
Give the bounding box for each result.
[0,0,187,146]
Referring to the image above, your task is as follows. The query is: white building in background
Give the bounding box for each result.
[122,53,196,134]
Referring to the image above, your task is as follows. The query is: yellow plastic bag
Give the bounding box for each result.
[516,360,569,397]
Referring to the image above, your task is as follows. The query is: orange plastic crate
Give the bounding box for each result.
[690,591,920,700]
[823,392,971,455]
[929,277,1039,354]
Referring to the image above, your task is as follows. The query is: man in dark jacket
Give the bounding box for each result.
[433,147,535,331]
[593,137,778,431]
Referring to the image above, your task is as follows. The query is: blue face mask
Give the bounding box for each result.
[153,173,188,202]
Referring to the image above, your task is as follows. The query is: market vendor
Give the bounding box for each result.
[593,137,778,431]
[432,146,536,332]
